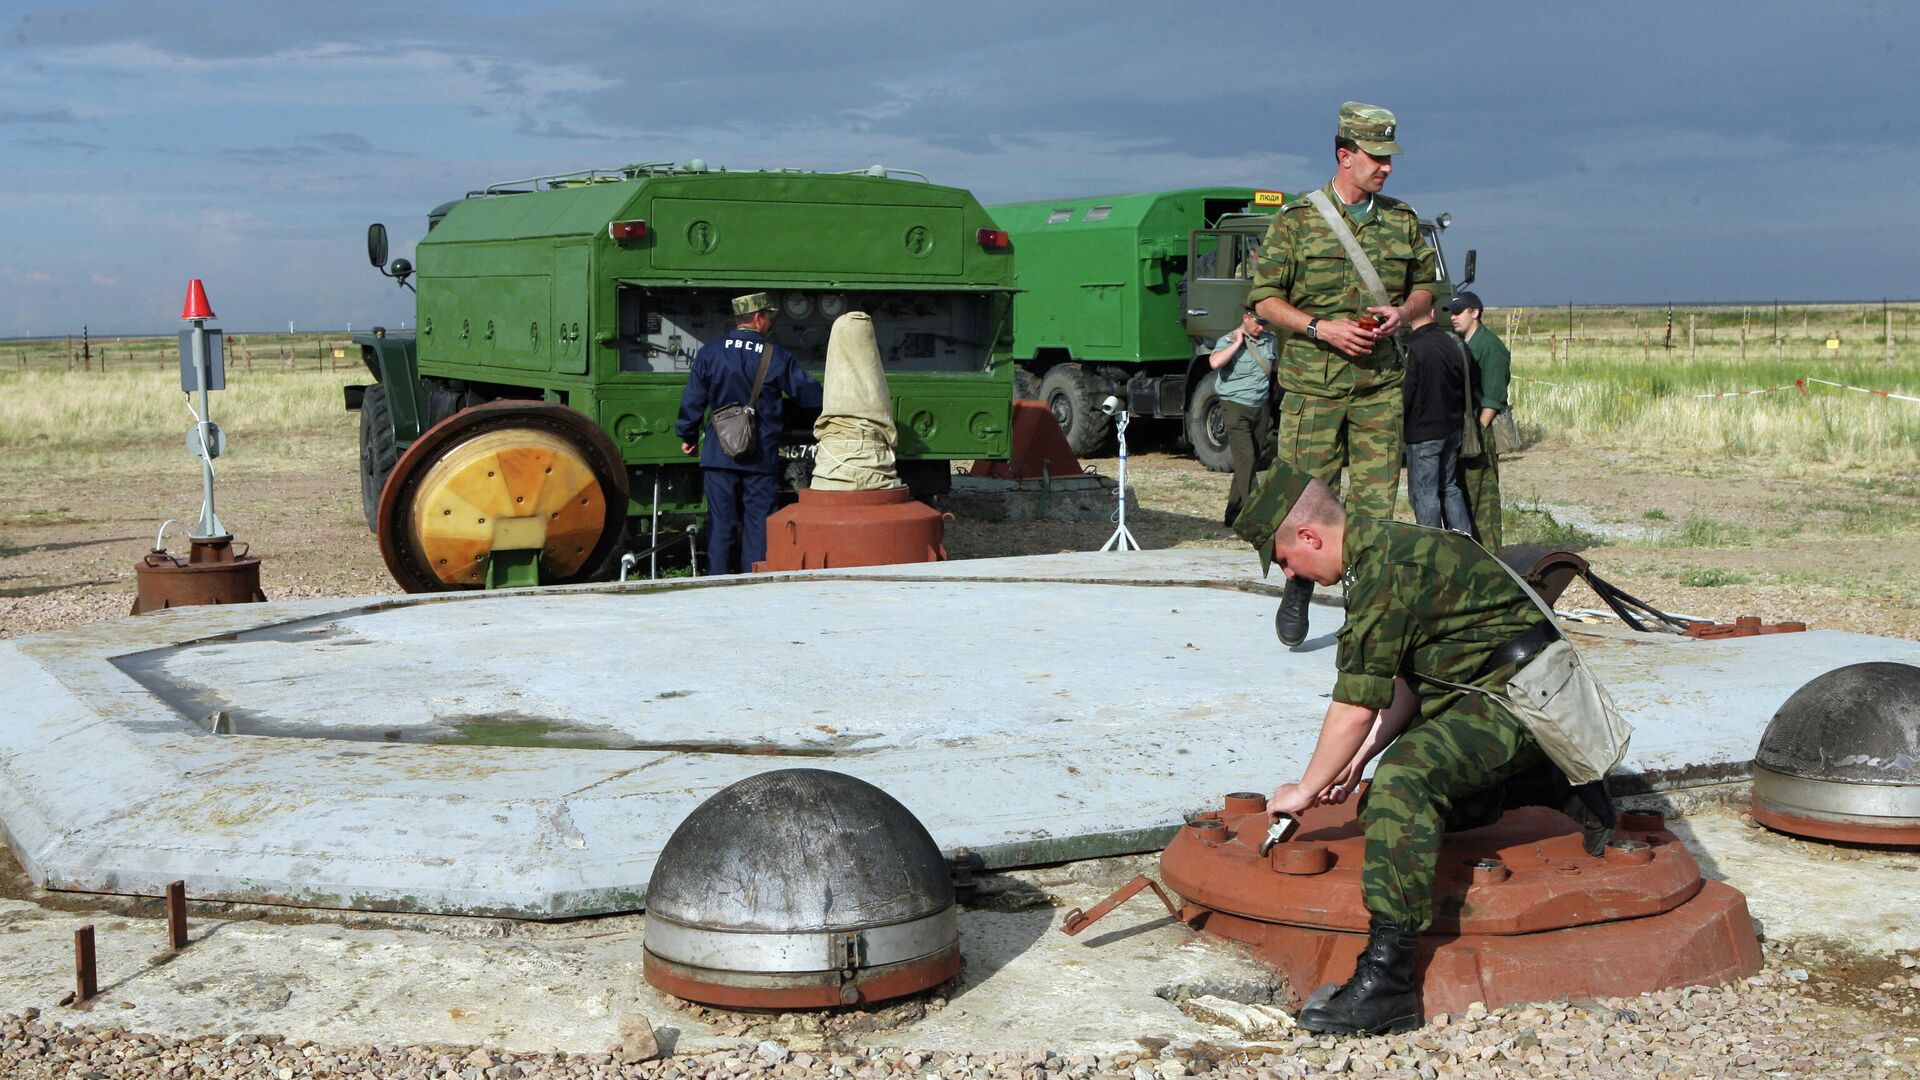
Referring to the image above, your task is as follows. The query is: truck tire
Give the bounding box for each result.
[1038,363,1111,457]
[359,382,398,532]
[1185,370,1233,473]
[1013,366,1038,402]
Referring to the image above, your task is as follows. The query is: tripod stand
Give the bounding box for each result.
[1099,408,1141,552]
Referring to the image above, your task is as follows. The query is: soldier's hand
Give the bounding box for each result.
[1316,318,1379,358]
[681,441,697,456]
[1268,783,1316,816]
[1366,304,1406,336]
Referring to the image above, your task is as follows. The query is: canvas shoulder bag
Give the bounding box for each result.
[1489,409,1521,455]
[708,336,775,459]
[1304,189,1409,359]
[1414,550,1633,784]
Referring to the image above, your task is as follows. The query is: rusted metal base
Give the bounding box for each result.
[754,486,947,572]
[131,534,266,614]
[1200,882,1759,1018]
[642,943,961,1010]
[968,399,1085,481]
[1152,795,1761,1018]
[1751,797,1920,847]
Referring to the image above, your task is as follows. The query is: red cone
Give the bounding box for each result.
[180,279,215,320]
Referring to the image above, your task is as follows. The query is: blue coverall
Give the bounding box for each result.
[675,328,823,574]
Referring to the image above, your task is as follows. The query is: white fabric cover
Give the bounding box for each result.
[811,312,902,490]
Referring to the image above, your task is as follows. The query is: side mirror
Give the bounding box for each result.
[1462,250,1477,287]
[388,257,413,286]
[367,223,389,269]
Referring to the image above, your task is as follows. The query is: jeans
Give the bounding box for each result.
[1404,432,1472,533]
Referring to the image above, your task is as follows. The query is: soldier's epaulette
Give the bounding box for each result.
[1278,199,1315,212]
[1374,194,1417,217]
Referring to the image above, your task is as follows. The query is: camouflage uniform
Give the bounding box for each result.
[1331,513,1549,930]
[1460,325,1511,552]
[1246,109,1439,521]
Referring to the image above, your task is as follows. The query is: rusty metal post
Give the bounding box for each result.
[166,881,188,952]
[74,926,97,1005]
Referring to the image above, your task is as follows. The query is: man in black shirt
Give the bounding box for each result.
[1400,307,1474,533]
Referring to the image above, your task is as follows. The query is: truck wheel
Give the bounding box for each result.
[1038,363,1111,457]
[1013,366,1038,402]
[359,382,398,532]
[1185,371,1233,473]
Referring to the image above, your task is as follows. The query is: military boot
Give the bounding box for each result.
[1276,577,1314,647]
[1297,917,1422,1036]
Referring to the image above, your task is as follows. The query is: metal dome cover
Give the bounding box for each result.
[647,768,953,932]
[1752,662,1920,845]
[1755,662,1920,784]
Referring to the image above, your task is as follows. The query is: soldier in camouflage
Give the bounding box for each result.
[1247,102,1440,648]
[1232,461,1615,1036]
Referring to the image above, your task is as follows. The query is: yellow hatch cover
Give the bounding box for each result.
[407,428,607,585]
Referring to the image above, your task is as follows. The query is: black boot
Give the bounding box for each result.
[1275,577,1314,647]
[1297,917,1422,1036]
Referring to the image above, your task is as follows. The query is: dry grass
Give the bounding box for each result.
[0,354,361,472]
[1493,302,1920,476]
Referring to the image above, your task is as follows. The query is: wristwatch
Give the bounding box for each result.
[1305,318,1320,341]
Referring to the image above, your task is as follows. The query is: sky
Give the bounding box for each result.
[2,0,1915,337]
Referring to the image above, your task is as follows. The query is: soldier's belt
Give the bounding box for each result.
[1476,620,1561,680]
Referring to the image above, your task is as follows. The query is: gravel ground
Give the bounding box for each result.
[3,941,1918,1078]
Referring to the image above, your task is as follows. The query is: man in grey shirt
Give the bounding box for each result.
[1209,306,1279,525]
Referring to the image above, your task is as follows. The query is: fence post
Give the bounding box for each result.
[1889,303,1897,367]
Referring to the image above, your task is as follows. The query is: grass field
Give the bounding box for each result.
[1491,302,1920,474]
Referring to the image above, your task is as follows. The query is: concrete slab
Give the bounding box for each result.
[2,549,1916,918]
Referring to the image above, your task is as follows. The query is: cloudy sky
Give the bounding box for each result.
[2,1,1914,336]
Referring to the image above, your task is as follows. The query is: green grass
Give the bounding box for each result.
[1641,508,1669,521]
[1650,513,1765,548]
[1492,301,1920,474]
[1501,501,1603,548]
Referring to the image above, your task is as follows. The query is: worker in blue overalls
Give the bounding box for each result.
[677,292,823,574]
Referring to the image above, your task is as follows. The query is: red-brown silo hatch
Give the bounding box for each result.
[1064,792,1761,1019]
[753,486,947,573]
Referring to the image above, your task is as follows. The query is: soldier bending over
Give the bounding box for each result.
[1232,462,1616,1036]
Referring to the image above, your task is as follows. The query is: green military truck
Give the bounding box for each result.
[993,188,1460,469]
[352,162,1016,591]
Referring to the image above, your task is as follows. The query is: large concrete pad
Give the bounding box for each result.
[2,549,1915,918]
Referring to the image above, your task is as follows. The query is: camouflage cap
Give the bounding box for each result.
[1338,101,1402,156]
[1231,460,1312,577]
[732,292,775,317]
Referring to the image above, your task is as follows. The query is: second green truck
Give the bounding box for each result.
[991,188,1459,468]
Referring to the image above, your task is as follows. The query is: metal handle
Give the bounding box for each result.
[1186,308,1209,317]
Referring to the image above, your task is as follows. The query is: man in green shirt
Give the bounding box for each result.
[1232,461,1615,1035]
[1247,101,1440,647]
[1448,291,1510,552]
[1208,306,1278,524]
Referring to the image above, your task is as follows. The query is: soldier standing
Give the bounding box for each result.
[1232,461,1616,1035]
[1249,102,1440,645]
[1448,291,1511,552]
[677,293,823,574]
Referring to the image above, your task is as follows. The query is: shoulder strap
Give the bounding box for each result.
[744,333,774,409]
[1304,189,1392,308]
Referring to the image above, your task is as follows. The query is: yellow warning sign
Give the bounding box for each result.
[333,349,346,359]
[1252,190,1286,206]
[1825,339,1841,350]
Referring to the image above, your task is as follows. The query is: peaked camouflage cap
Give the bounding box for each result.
[1338,101,1403,156]
[1231,460,1312,577]
[732,292,776,317]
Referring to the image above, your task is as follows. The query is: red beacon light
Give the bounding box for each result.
[976,228,1011,249]
[609,219,649,241]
